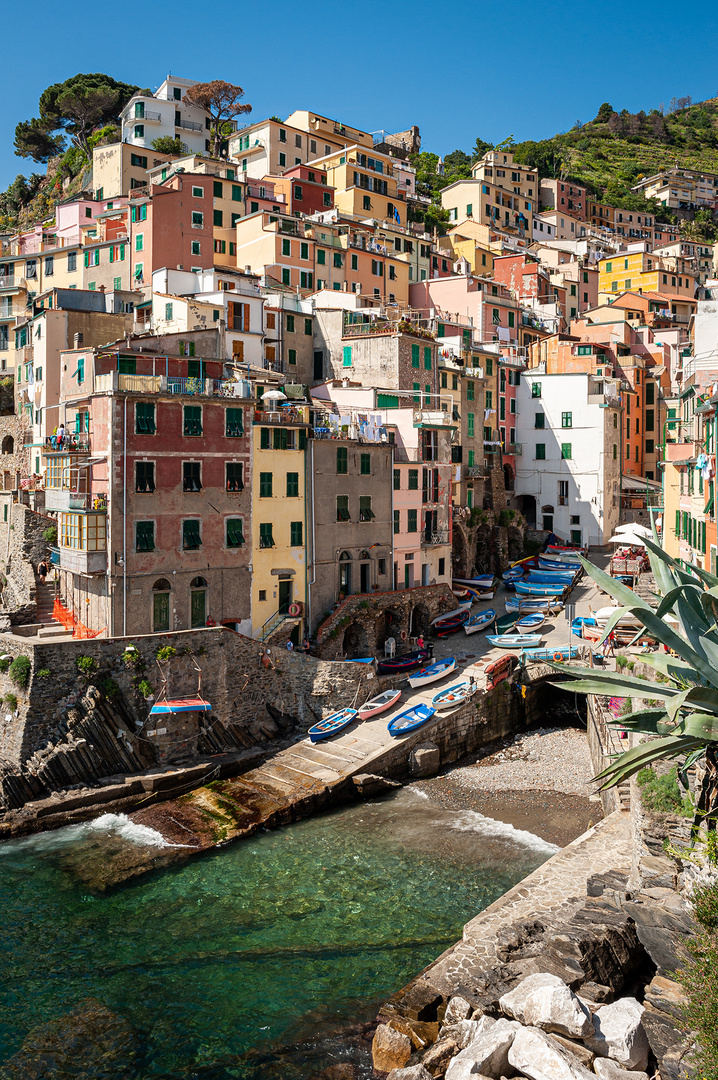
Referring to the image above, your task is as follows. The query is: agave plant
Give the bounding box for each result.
[551,533,718,823]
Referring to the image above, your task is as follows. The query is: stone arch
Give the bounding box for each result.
[342,620,370,659]
[190,576,208,588]
[375,607,401,651]
[153,578,172,591]
[1,436,14,455]
[409,603,430,638]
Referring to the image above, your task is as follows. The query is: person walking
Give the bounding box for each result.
[37,560,48,584]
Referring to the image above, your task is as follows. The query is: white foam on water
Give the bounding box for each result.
[0,812,191,855]
[406,785,430,800]
[88,812,188,848]
[448,810,559,854]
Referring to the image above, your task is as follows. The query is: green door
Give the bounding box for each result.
[404,564,410,589]
[153,591,170,632]
[190,589,206,628]
[278,579,292,615]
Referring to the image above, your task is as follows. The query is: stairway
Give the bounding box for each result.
[34,577,68,638]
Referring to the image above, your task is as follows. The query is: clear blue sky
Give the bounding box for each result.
[3,0,718,192]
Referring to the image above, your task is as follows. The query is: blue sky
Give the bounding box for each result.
[3,0,718,192]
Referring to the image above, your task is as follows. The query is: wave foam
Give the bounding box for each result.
[0,812,191,856]
[88,813,186,848]
[449,810,559,854]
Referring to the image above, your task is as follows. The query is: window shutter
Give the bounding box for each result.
[243,304,250,331]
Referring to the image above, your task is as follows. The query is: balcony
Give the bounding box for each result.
[413,410,455,428]
[422,529,449,545]
[58,547,107,575]
[41,436,90,454]
[253,405,310,425]
[176,118,204,132]
[44,490,106,512]
[465,465,484,478]
[93,372,244,398]
[507,442,522,455]
[392,446,422,463]
[142,110,162,122]
[0,277,17,291]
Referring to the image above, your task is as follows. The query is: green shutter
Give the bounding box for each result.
[424,346,432,370]
[411,344,420,368]
[342,346,352,367]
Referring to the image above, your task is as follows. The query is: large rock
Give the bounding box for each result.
[419,1037,459,1077]
[372,1024,412,1074]
[409,743,440,778]
[584,998,649,1071]
[593,1060,648,1080]
[387,1067,433,1080]
[442,996,473,1026]
[499,973,594,1038]
[445,1018,519,1080]
[508,1026,596,1080]
[440,1016,496,1050]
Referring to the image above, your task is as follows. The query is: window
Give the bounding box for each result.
[290,520,303,546]
[183,519,202,549]
[351,253,358,271]
[468,412,474,438]
[408,469,418,490]
[407,508,417,532]
[645,409,654,431]
[136,521,155,552]
[411,344,420,368]
[613,444,617,460]
[558,480,569,506]
[336,446,348,473]
[645,382,655,405]
[393,469,401,490]
[286,313,295,332]
[259,522,274,548]
[67,251,77,272]
[300,271,313,289]
[191,241,201,256]
[536,443,546,460]
[226,462,244,492]
[134,124,144,138]
[424,346,432,370]
[135,461,155,492]
[646,439,655,454]
[531,382,541,398]
[467,381,475,401]
[259,472,273,497]
[226,518,245,547]
[278,152,286,167]
[191,211,203,227]
[213,209,223,227]
[304,318,312,336]
[342,345,352,367]
[535,412,545,429]
[561,443,572,459]
[136,402,156,434]
[288,348,296,365]
[561,412,572,428]
[183,406,202,435]
[360,453,370,475]
[337,495,350,521]
[393,510,400,534]
[359,495,374,521]
[165,302,173,321]
[226,408,243,437]
[183,461,202,492]
[317,248,326,265]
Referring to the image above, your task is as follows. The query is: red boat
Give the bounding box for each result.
[485,653,519,690]
[433,609,470,637]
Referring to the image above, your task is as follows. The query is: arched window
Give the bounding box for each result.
[190,576,208,588]
[152,578,172,591]
[338,551,352,561]
[541,504,554,514]
[1,436,14,455]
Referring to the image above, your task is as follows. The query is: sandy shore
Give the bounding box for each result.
[412,724,602,848]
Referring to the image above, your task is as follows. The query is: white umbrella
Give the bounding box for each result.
[609,533,646,547]
[261,389,287,402]
[615,523,652,538]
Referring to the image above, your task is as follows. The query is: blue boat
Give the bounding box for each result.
[520,645,580,662]
[464,608,496,634]
[538,556,582,572]
[408,656,457,688]
[432,608,470,637]
[376,649,429,675]
[516,612,546,631]
[387,703,436,737]
[340,657,375,664]
[506,596,563,613]
[526,570,577,585]
[515,580,566,597]
[502,566,524,582]
[308,708,358,742]
[572,616,596,638]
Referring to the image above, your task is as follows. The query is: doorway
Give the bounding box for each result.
[421,564,430,586]
[360,562,369,593]
[190,589,206,628]
[313,350,324,381]
[278,578,292,614]
[153,591,170,632]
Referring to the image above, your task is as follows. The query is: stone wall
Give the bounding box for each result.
[0,504,54,624]
[0,626,373,773]
[314,582,456,660]
[587,694,627,817]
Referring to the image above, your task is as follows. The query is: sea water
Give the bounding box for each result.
[0,787,557,1078]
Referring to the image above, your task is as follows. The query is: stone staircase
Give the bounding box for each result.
[34,577,68,639]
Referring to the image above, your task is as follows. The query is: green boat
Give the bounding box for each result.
[492,612,520,634]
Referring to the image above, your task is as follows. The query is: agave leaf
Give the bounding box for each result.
[642,537,711,629]
[608,714,668,735]
[548,668,678,700]
[593,734,704,789]
[697,635,718,671]
[635,653,701,686]
[674,712,718,742]
[579,557,652,612]
[655,584,707,623]
[678,747,706,789]
[643,535,682,596]
[678,560,718,592]
[605,605,716,685]
[699,586,718,624]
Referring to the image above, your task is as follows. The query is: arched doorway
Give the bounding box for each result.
[342,620,370,659]
[190,575,207,628]
[1,436,14,455]
[519,494,536,527]
[152,578,172,633]
[375,608,401,651]
[503,463,514,491]
[338,551,352,597]
[409,603,430,638]
[541,504,554,532]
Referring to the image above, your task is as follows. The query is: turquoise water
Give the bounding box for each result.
[0,788,556,1078]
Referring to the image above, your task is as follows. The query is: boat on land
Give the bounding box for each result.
[515,580,566,597]
[308,708,358,742]
[485,654,519,689]
[502,566,525,582]
[376,649,429,675]
[526,570,578,586]
[387,703,436,736]
[149,697,211,715]
[452,575,496,589]
[543,548,583,562]
[451,587,474,602]
[433,608,470,636]
[357,689,402,720]
[432,681,477,709]
[516,612,546,631]
[506,596,563,614]
[538,557,583,572]
[493,612,520,634]
[486,633,543,649]
[464,609,496,634]
[520,645,580,663]
[430,603,471,627]
[408,656,457,688]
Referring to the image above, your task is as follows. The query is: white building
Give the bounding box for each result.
[120,77,215,158]
[514,368,622,546]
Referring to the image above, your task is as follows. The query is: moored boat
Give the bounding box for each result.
[452,575,495,589]
[387,703,436,737]
[376,649,429,675]
[520,644,580,662]
[493,612,520,634]
[430,603,470,627]
[486,633,543,649]
[464,609,496,634]
[515,580,566,597]
[308,708,358,742]
[502,566,525,582]
[408,656,457,688]
[526,570,577,585]
[516,612,546,631]
[357,688,402,720]
[432,681,477,710]
[506,596,563,614]
[433,608,470,636]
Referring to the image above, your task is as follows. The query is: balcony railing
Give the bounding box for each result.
[143,110,162,122]
[507,442,522,455]
[466,465,484,477]
[93,371,244,398]
[177,118,204,132]
[253,405,310,425]
[42,436,90,454]
[423,529,449,545]
[0,277,17,290]
[413,410,455,428]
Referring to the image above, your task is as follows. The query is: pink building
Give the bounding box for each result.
[409,275,519,348]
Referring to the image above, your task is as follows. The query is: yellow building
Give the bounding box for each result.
[597,251,696,304]
[251,406,309,641]
[440,150,537,239]
[321,145,407,227]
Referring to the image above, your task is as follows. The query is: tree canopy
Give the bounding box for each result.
[183,80,252,157]
[14,73,141,162]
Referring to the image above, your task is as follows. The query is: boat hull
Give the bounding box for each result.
[486,634,542,649]
[433,609,470,637]
[376,650,429,675]
[506,597,563,613]
[520,645,580,662]
[516,613,546,631]
[357,689,402,720]
[464,609,496,634]
[408,657,457,688]
[308,709,358,742]
[515,581,565,597]
[388,704,436,736]
[432,682,476,709]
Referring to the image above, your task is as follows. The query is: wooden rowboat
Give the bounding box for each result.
[432,681,477,710]
[407,656,457,688]
[308,708,358,742]
[387,703,436,737]
[357,689,402,720]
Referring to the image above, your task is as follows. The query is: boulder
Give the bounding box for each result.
[499,973,594,1038]
[593,1060,648,1080]
[508,1026,596,1080]
[419,1037,459,1077]
[440,1017,496,1050]
[547,1033,595,1068]
[584,998,649,1071]
[409,743,440,778]
[372,1024,412,1074]
[387,1068,434,1080]
[442,996,473,1026]
[445,1018,519,1080]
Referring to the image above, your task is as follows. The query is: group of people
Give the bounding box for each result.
[49,424,66,450]
[286,638,311,653]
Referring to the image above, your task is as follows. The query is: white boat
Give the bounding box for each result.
[430,602,471,627]
[407,656,457,688]
[432,681,477,710]
[506,596,563,614]
[464,609,496,634]
[486,633,543,649]
[516,612,546,631]
[541,550,582,565]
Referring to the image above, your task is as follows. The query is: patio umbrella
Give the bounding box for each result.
[615,523,653,538]
[608,533,646,547]
[261,389,287,402]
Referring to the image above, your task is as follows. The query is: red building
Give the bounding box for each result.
[129,174,216,287]
[272,164,334,216]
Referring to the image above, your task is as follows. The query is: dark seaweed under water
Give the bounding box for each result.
[0,787,558,1078]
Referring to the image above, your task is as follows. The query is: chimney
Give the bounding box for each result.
[73,332,83,348]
